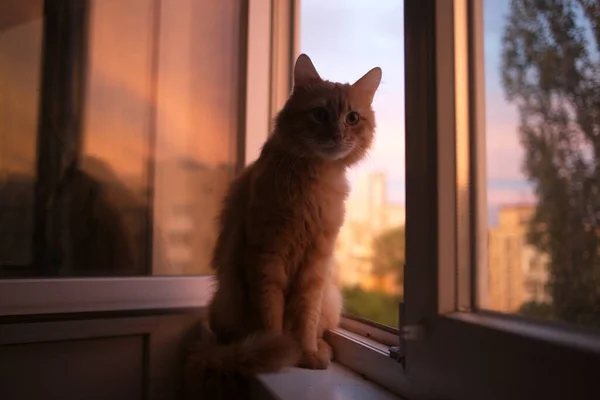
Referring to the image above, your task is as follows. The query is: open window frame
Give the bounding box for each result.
[402,0,600,399]
[277,0,409,394]
[262,0,407,390]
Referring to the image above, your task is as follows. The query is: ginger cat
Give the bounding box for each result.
[185,54,381,394]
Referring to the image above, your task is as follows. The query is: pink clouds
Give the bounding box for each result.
[486,91,525,181]
[487,188,535,207]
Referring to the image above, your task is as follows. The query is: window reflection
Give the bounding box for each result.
[0,0,242,277]
[482,0,600,328]
[151,0,240,275]
[0,0,43,274]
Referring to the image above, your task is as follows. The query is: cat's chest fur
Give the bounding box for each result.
[306,167,349,234]
[249,158,349,265]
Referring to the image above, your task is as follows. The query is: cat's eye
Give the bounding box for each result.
[311,107,329,123]
[345,111,360,125]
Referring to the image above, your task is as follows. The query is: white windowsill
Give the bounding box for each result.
[257,363,403,400]
[0,276,215,316]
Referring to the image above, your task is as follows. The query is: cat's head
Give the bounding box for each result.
[273,54,382,166]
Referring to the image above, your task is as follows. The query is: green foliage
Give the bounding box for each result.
[518,301,555,321]
[341,225,404,327]
[501,0,600,326]
[371,226,405,288]
[342,286,402,328]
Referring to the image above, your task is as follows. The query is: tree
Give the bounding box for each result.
[342,286,401,327]
[338,226,404,328]
[371,225,405,288]
[501,0,600,326]
[519,301,555,321]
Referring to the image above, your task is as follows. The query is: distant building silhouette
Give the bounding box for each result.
[335,172,405,294]
[487,204,550,312]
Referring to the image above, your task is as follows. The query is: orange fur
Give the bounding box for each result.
[185,54,382,389]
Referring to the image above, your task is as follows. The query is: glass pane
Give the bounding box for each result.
[0,0,242,278]
[152,0,240,275]
[300,0,405,327]
[0,0,43,276]
[481,0,600,328]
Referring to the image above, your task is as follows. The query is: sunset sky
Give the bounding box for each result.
[300,0,533,226]
[2,0,532,228]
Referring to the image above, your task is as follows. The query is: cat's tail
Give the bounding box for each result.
[185,331,300,377]
[183,331,300,399]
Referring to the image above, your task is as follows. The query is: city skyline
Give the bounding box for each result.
[350,172,533,227]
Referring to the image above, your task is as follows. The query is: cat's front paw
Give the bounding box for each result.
[296,339,333,370]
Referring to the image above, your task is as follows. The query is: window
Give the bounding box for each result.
[300,0,405,329]
[4,1,599,398]
[168,232,192,246]
[0,0,291,317]
[0,0,243,278]
[401,1,600,399]
[481,0,600,328]
[0,0,43,274]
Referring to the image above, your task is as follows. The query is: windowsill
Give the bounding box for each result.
[256,327,407,400]
[257,363,403,400]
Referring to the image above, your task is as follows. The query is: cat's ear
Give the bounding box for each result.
[351,67,382,104]
[293,54,321,88]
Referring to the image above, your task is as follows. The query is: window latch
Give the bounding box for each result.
[401,323,425,341]
[398,300,425,341]
[389,300,426,370]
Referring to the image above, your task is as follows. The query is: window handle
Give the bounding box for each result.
[389,300,426,370]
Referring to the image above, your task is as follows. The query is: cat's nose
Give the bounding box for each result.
[332,132,342,144]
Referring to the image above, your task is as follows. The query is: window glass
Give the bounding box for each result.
[0,0,242,277]
[481,0,600,328]
[300,0,405,327]
[0,0,43,275]
[151,0,240,275]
